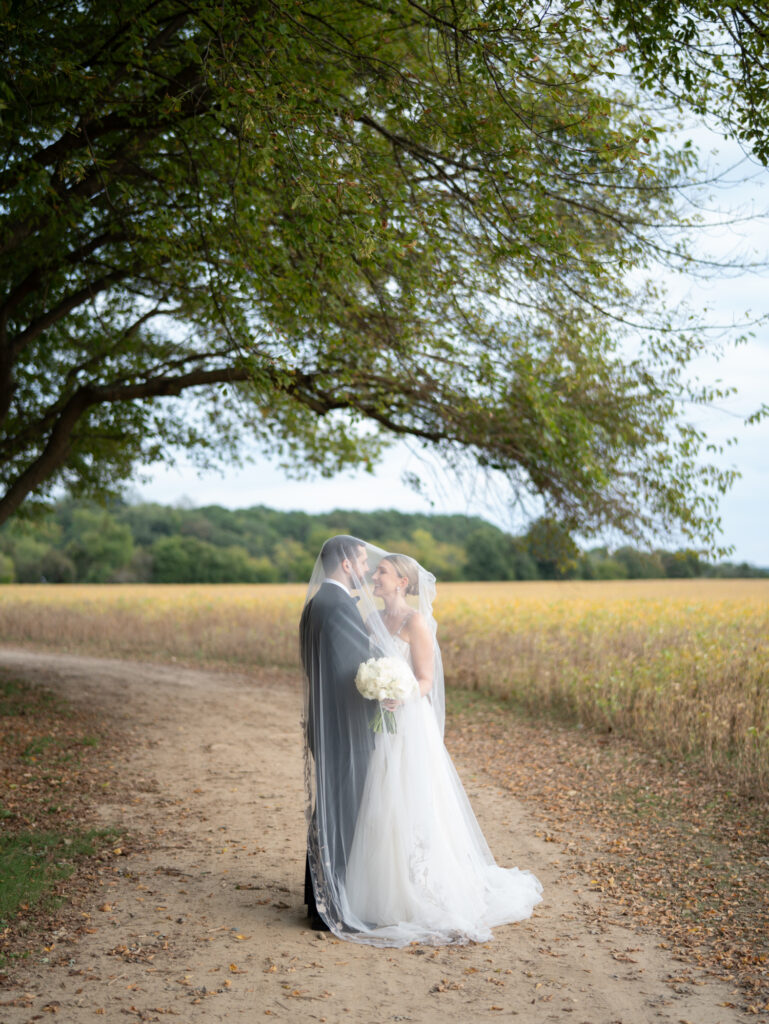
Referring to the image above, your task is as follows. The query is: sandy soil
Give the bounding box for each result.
[0,647,751,1024]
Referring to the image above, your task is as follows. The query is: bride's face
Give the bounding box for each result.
[372,560,406,598]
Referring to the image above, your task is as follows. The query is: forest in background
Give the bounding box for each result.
[0,500,765,585]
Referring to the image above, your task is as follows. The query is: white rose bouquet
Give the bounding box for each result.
[355,656,418,734]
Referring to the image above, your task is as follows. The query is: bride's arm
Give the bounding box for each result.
[406,613,434,697]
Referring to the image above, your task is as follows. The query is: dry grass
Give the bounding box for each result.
[0,579,767,793]
[0,583,304,668]
[438,580,769,796]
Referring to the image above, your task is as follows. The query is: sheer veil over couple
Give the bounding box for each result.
[299,535,542,947]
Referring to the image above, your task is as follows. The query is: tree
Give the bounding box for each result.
[608,2,769,164]
[465,525,515,581]
[271,538,315,582]
[524,517,580,580]
[0,1,739,549]
[151,536,196,583]
[613,544,666,578]
[658,547,705,578]
[118,502,183,547]
[39,548,77,583]
[382,527,467,580]
[1,527,50,582]
[65,508,134,581]
[509,540,540,581]
[579,546,629,579]
[0,551,15,583]
[151,534,265,582]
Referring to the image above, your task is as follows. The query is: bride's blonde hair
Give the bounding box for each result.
[383,553,419,596]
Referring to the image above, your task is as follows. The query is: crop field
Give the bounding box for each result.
[0,579,767,793]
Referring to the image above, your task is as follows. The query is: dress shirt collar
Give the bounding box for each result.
[323,577,351,595]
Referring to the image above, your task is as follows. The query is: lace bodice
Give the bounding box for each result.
[369,631,413,664]
[391,632,413,666]
[369,610,414,666]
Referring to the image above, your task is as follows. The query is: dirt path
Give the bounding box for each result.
[0,648,750,1024]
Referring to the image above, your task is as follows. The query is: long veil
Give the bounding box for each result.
[300,537,542,947]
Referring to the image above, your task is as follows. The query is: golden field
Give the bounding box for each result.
[0,579,767,793]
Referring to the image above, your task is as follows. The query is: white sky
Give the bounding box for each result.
[136,126,769,567]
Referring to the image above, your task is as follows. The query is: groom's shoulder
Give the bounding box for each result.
[307,581,347,617]
[317,580,348,602]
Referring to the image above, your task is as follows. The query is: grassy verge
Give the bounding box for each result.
[444,688,769,1015]
[0,828,119,927]
[0,673,126,972]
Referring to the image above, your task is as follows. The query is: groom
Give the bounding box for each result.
[299,535,373,930]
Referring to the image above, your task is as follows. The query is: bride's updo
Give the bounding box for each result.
[384,553,419,596]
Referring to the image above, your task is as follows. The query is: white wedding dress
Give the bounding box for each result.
[343,634,543,946]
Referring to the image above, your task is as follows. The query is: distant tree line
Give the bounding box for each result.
[0,500,765,585]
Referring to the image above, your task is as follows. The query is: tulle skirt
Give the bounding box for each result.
[341,696,543,946]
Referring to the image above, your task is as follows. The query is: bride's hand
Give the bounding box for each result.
[382,699,401,711]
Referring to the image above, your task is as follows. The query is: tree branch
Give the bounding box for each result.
[0,65,211,261]
[0,364,252,525]
[0,230,128,329]
[9,271,129,358]
[0,354,468,526]
[0,388,91,526]
[27,62,203,179]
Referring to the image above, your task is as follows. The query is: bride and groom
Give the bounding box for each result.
[299,534,542,947]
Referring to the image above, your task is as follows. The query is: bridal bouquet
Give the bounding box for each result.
[355,656,417,734]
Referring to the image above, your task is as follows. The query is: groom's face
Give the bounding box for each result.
[347,545,369,586]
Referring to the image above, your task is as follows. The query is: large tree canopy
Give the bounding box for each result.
[0,0,744,549]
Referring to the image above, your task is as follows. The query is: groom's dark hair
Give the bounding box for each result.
[320,535,365,574]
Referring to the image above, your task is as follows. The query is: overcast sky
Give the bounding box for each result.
[136,127,769,567]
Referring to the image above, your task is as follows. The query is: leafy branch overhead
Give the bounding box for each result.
[0,0,758,549]
[608,1,769,165]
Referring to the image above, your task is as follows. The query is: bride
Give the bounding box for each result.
[301,538,542,947]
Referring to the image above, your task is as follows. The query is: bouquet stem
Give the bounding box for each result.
[371,706,397,734]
